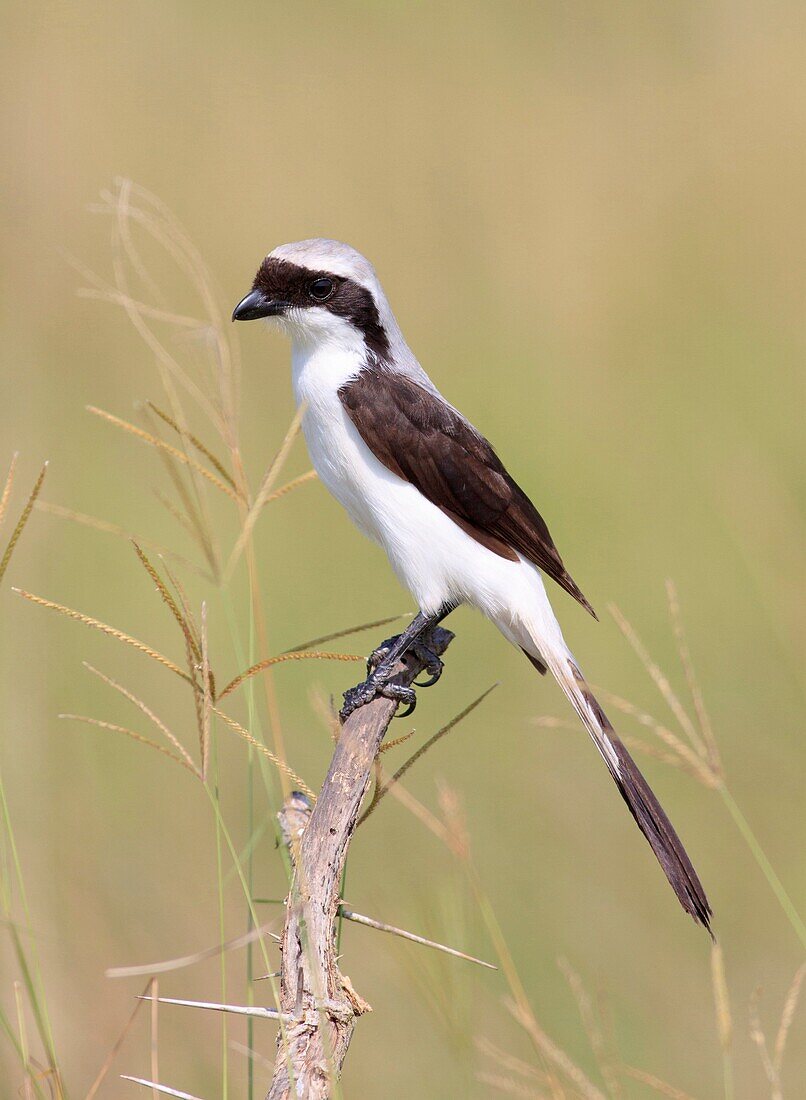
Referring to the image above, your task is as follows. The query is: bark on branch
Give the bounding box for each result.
[266,626,455,1100]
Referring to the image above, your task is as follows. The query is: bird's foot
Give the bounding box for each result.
[340,673,417,722]
[366,633,445,688]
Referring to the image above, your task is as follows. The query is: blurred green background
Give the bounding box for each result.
[1,2,804,1096]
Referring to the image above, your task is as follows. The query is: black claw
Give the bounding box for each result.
[409,641,444,688]
[381,681,417,717]
[396,698,417,719]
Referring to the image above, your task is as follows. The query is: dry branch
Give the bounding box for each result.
[266,626,454,1100]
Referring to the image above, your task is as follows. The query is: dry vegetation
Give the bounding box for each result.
[1,185,803,1098]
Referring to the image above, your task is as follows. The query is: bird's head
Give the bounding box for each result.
[232,238,391,360]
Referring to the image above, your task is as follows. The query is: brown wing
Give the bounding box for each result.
[339,367,596,617]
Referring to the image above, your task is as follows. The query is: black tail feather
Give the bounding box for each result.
[548,654,713,932]
[609,734,713,932]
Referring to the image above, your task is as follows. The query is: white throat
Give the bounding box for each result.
[280,312,368,408]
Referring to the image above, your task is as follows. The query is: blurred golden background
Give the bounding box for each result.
[1,2,804,1097]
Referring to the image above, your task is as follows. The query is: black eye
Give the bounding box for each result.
[308,277,334,302]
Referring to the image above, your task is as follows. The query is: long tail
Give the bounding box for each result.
[539,646,712,932]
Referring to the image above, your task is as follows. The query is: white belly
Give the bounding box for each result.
[292,348,564,656]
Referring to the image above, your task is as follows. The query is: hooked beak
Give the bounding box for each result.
[232,289,289,322]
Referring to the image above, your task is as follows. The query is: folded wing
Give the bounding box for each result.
[339,367,595,617]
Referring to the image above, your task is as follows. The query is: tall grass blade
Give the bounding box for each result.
[717,785,806,950]
[0,769,61,1092]
[710,943,734,1100]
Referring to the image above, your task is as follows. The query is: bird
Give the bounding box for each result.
[233,238,712,932]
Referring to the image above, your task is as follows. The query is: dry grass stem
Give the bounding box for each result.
[385,779,453,846]
[505,998,606,1100]
[59,714,198,775]
[200,602,211,781]
[773,962,805,1072]
[622,1067,700,1100]
[710,943,733,1054]
[0,452,19,529]
[106,921,277,979]
[749,988,780,1099]
[476,1073,549,1099]
[665,580,721,771]
[306,684,342,744]
[95,191,229,434]
[620,736,693,771]
[76,286,203,328]
[82,662,199,775]
[13,981,33,1100]
[138,406,222,573]
[534,715,702,777]
[593,690,718,788]
[360,684,497,825]
[229,1040,274,1070]
[146,402,238,492]
[35,500,206,577]
[85,978,157,1100]
[213,708,314,798]
[0,462,47,587]
[159,559,201,646]
[132,542,201,662]
[15,589,193,684]
[217,650,363,700]
[151,480,218,580]
[558,959,622,1099]
[260,469,318,507]
[475,1037,548,1086]
[608,603,706,758]
[224,406,306,578]
[87,406,239,501]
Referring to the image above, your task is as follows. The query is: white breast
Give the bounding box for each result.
[288,331,551,634]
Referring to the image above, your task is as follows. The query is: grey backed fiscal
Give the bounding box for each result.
[233,238,712,932]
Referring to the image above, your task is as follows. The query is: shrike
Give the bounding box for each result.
[233,239,711,930]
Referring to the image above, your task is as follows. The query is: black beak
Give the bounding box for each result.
[232,289,289,322]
